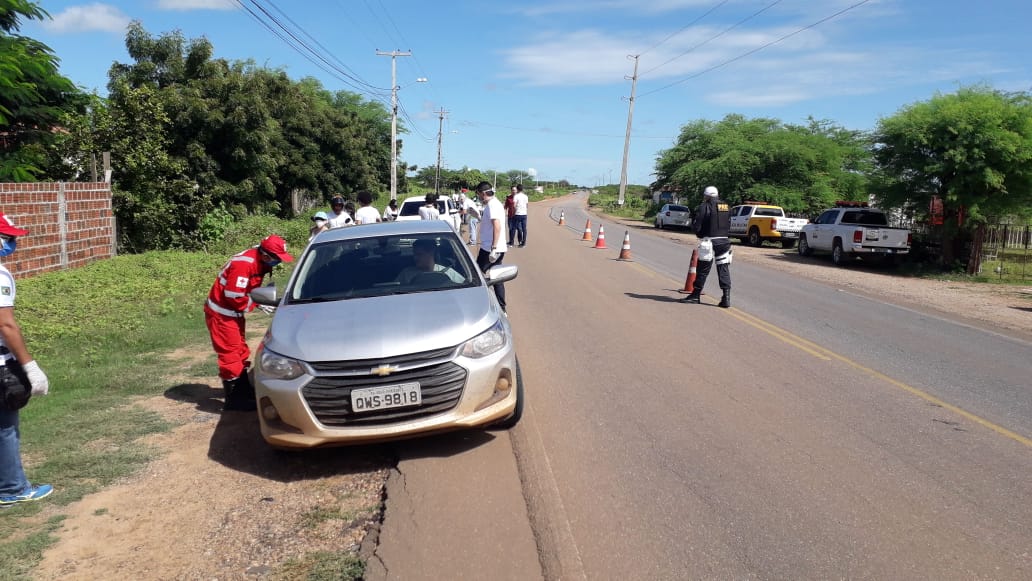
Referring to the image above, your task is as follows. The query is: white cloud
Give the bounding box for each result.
[41,3,130,34]
[155,0,236,10]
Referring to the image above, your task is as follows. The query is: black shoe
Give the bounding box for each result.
[680,292,701,304]
[718,289,731,309]
[223,377,257,412]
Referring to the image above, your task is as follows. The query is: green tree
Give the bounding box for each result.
[0,0,79,181]
[653,114,871,215]
[872,86,1032,268]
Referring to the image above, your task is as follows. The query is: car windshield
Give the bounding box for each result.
[399,202,424,217]
[287,233,479,302]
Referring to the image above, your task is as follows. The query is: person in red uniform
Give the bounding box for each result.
[205,234,293,411]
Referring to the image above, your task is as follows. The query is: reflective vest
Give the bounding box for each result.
[205,248,268,318]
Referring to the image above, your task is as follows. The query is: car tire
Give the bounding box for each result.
[492,360,524,429]
[654,219,660,229]
[747,228,762,247]
[798,235,813,257]
[657,219,664,229]
[781,239,796,249]
[832,240,848,266]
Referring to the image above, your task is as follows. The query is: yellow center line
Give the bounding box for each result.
[722,305,1032,449]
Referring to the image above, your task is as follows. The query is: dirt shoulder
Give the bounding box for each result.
[31,333,393,580]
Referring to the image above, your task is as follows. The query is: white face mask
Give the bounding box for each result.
[314,219,326,227]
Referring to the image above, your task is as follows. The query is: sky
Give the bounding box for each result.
[24,0,1032,189]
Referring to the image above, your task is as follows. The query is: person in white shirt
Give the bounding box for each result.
[327,195,354,228]
[462,195,481,246]
[474,181,507,311]
[354,190,382,224]
[382,199,399,222]
[512,184,529,247]
[418,193,440,221]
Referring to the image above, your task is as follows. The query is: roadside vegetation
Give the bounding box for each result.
[0,216,313,580]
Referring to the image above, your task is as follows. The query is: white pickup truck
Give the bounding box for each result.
[729,204,809,248]
[798,204,911,266]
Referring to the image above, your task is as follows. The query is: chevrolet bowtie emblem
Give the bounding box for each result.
[371,364,398,377]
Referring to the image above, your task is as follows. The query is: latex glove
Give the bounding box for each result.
[257,304,277,315]
[23,360,49,396]
[489,249,500,263]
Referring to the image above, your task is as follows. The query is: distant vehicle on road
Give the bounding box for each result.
[654,204,692,229]
[729,203,809,248]
[798,202,911,266]
[249,220,522,449]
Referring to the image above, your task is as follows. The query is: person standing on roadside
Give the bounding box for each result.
[504,186,517,245]
[382,199,399,222]
[327,195,353,229]
[354,190,381,224]
[462,193,481,246]
[205,234,294,411]
[419,193,440,221]
[682,186,732,308]
[475,181,508,311]
[0,213,53,506]
[512,184,529,247]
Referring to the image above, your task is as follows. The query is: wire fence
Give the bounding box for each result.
[979,222,1032,282]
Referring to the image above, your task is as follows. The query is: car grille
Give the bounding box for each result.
[301,361,467,426]
[308,345,458,374]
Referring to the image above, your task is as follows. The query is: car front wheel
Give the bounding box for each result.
[492,360,524,429]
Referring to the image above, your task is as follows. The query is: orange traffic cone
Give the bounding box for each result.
[558,210,566,226]
[679,248,699,293]
[581,219,593,241]
[617,231,632,260]
[593,224,608,249]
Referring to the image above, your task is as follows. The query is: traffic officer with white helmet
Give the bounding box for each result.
[205,234,293,411]
[682,185,733,308]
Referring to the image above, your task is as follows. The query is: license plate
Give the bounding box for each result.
[782,232,798,238]
[351,382,422,412]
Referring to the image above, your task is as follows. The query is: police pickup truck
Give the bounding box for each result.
[729,203,809,248]
[797,202,911,266]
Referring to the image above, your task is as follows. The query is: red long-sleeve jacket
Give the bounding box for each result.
[205,248,270,317]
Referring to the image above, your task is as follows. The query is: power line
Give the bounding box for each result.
[638,0,873,99]
[456,119,676,140]
[641,0,782,78]
[638,0,730,57]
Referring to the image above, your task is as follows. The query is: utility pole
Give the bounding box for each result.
[434,108,448,195]
[376,49,412,201]
[618,54,639,207]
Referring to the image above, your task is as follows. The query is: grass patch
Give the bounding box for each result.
[272,551,364,581]
[588,185,657,221]
[1,215,302,577]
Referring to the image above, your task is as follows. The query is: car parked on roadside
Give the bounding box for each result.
[396,195,462,232]
[249,220,522,449]
[654,204,692,229]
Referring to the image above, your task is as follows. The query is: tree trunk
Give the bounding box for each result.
[966,223,985,275]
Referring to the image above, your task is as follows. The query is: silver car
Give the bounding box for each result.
[249,220,522,449]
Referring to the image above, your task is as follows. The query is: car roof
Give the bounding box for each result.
[309,219,453,244]
[400,195,447,205]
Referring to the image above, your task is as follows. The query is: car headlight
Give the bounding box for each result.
[258,348,305,380]
[460,319,508,359]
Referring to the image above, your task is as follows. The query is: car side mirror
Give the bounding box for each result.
[250,285,278,306]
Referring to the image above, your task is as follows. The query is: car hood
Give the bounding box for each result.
[265,286,498,362]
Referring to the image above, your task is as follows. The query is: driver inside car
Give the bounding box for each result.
[395,238,465,285]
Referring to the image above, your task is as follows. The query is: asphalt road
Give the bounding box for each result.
[502,193,1032,579]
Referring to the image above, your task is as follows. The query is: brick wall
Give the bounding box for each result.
[0,182,115,278]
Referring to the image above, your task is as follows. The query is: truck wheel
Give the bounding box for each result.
[654,219,660,229]
[832,241,848,266]
[781,239,796,249]
[747,227,762,247]
[798,235,813,257]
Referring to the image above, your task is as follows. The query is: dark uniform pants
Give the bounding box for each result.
[694,238,732,292]
[477,248,506,311]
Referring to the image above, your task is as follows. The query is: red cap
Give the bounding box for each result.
[259,234,294,262]
[0,213,28,237]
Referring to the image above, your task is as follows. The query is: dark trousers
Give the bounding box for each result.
[512,215,527,245]
[477,248,506,311]
[694,239,732,291]
[507,217,517,245]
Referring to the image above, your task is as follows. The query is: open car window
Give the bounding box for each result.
[288,234,478,302]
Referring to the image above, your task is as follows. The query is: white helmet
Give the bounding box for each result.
[703,186,719,197]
